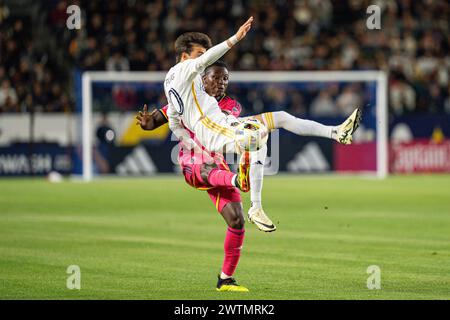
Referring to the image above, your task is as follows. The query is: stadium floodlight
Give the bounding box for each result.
[81,71,387,182]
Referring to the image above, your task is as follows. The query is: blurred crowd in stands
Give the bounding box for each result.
[1,0,449,116]
[0,3,72,113]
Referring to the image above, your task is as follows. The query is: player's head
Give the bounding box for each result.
[174,32,212,63]
[202,60,229,99]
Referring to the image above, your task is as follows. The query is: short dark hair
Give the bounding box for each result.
[204,60,228,74]
[174,32,212,63]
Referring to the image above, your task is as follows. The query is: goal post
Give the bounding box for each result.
[81,71,166,182]
[80,70,388,181]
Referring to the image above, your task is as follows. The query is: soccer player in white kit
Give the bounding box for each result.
[164,18,253,154]
[163,17,276,232]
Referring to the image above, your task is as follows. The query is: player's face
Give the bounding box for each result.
[182,45,207,60]
[202,67,229,99]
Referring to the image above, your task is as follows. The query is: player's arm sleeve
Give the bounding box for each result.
[185,41,231,78]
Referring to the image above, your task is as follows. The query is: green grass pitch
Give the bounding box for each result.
[1,175,449,300]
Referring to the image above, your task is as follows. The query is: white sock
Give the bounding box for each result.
[265,111,334,139]
[249,144,267,209]
[220,272,231,279]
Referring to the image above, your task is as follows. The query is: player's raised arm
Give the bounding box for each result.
[190,16,254,75]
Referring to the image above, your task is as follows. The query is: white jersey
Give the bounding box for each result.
[164,42,237,153]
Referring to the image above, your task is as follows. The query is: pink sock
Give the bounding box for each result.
[221,227,245,277]
[207,168,235,187]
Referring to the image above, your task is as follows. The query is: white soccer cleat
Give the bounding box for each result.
[248,206,276,232]
[334,108,362,145]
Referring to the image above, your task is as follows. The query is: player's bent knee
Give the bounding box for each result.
[229,214,245,229]
[230,207,245,229]
[221,202,245,229]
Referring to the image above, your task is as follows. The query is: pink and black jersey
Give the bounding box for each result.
[216,95,242,118]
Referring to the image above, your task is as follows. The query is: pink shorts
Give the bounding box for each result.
[179,152,241,213]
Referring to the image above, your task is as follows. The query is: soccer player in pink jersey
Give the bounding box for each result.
[137,60,361,291]
[143,23,361,235]
[139,62,249,292]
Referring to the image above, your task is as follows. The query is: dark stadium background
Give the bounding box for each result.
[0,0,449,176]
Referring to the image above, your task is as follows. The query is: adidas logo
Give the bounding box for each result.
[116,146,157,175]
[287,142,330,172]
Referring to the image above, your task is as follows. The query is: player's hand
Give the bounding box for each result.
[235,16,253,41]
[136,104,155,130]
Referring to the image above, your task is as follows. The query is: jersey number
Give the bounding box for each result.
[168,88,184,115]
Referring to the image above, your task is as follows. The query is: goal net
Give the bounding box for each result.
[77,71,387,181]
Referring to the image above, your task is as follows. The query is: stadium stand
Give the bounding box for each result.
[1,0,449,116]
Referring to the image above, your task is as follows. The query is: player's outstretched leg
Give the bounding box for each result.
[215,202,248,292]
[247,144,276,232]
[332,108,362,145]
[260,108,362,144]
[262,111,334,139]
[216,226,248,292]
